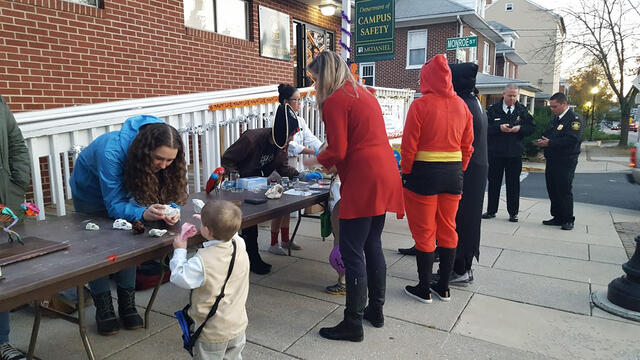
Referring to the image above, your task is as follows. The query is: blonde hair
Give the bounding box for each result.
[200,200,242,242]
[307,51,360,108]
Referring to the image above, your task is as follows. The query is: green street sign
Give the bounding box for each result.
[446,36,478,50]
[354,0,395,62]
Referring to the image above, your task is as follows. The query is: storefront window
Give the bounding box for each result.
[65,0,101,6]
[184,0,248,40]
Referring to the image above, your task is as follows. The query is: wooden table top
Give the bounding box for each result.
[0,189,328,311]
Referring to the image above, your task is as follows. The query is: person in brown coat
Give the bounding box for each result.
[221,104,299,274]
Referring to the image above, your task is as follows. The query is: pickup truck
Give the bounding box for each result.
[629,142,640,184]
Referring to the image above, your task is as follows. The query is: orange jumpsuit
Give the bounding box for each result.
[401,54,474,252]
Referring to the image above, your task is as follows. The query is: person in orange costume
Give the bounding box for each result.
[304,51,404,342]
[401,54,474,304]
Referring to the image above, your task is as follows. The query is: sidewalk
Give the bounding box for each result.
[523,142,632,174]
[8,195,640,359]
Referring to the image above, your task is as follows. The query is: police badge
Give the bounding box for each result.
[516,115,521,123]
[557,124,564,131]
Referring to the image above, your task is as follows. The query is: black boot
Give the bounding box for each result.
[91,291,119,335]
[431,248,456,301]
[319,276,366,342]
[363,269,386,328]
[242,226,272,275]
[404,250,434,303]
[117,287,143,330]
[398,245,416,255]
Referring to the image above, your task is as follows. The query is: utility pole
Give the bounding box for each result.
[589,87,599,141]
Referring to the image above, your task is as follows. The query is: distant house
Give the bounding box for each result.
[485,0,566,101]
[488,21,525,79]
[370,0,538,110]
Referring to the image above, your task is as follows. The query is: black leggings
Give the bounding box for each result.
[339,215,387,280]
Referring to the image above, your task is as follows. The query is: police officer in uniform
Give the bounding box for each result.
[483,84,535,222]
[534,92,582,230]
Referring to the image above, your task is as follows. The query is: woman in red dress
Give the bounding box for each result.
[401,54,474,304]
[305,51,404,342]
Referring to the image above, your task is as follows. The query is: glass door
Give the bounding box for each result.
[293,21,334,88]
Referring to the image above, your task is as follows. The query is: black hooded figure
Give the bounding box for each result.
[447,62,489,280]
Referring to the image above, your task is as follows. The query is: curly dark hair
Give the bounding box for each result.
[123,123,187,206]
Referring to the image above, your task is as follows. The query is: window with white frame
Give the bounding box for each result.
[184,0,248,40]
[483,42,490,73]
[406,30,427,69]
[65,0,101,6]
[505,2,513,11]
[359,63,375,86]
[468,32,477,63]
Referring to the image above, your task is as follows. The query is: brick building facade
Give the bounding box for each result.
[375,23,457,91]
[0,0,341,112]
[375,19,497,93]
[375,0,502,94]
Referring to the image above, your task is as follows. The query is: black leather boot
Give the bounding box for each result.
[363,269,386,328]
[91,291,119,335]
[242,226,271,275]
[404,250,434,303]
[431,247,456,301]
[319,276,366,342]
[398,245,416,255]
[117,287,143,330]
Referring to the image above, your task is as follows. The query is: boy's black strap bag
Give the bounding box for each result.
[175,240,237,356]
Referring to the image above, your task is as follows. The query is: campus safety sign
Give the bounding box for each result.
[446,36,478,50]
[354,0,395,62]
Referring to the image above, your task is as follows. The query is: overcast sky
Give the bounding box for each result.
[523,0,639,88]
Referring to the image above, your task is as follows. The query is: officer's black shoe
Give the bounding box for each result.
[509,215,519,223]
[542,218,563,226]
[482,212,496,219]
[561,222,574,231]
[398,245,416,256]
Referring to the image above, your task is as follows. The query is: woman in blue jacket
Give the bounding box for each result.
[70,114,187,335]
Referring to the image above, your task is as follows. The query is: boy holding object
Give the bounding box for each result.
[170,200,249,360]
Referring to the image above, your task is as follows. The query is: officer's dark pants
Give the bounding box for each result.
[487,155,522,216]
[545,157,578,223]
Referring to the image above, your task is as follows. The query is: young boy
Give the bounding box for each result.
[170,200,249,360]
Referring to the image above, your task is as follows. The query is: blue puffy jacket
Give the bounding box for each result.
[70,115,164,221]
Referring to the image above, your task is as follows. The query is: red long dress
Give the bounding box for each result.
[317,84,404,220]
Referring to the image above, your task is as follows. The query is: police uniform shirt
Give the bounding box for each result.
[542,107,583,159]
[487,100,536,157]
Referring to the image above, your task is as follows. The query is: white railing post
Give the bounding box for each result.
[49,135,66,216]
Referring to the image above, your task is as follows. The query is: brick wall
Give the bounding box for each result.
[0,0,341,112]
[462,24,495,75]
[375,22,458,92]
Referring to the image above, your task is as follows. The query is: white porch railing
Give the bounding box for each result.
[15,85,414,220]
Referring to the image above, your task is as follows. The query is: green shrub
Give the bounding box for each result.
[582,126,621,141]
[524,107,553,158]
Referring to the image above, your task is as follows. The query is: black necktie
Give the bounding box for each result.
[507,107,511,115]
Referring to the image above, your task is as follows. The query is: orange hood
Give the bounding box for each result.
[419,54,455,97]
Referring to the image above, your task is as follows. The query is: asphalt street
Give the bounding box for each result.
[519,172,640,211]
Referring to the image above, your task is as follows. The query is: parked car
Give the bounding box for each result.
[611,123,621,130]
[629,142,640,185]
[630,123,638,132]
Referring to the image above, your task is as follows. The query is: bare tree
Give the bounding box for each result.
[561,0,640,146]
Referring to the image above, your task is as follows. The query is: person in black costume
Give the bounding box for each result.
[399,63,488,287]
